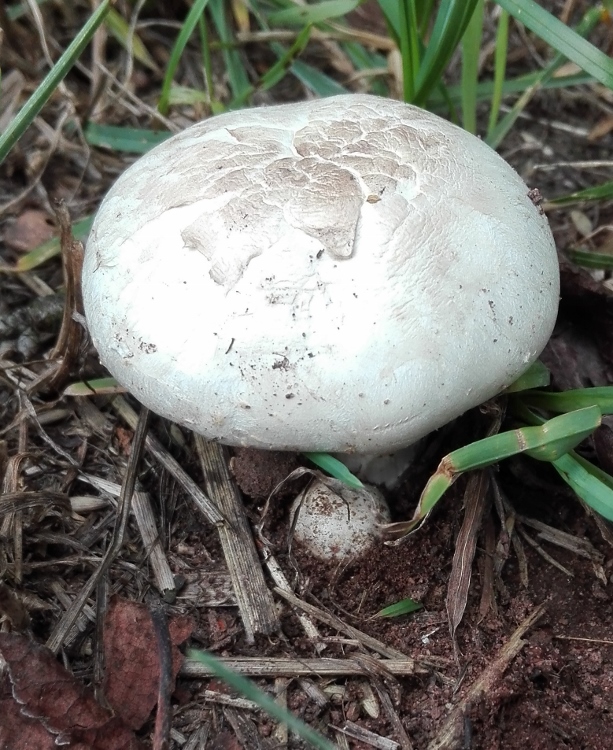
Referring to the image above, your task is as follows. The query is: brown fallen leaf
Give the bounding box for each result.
[0,673,57,750]
[103,595,193,730]
[0,632,143,750]
[4,208,55,252]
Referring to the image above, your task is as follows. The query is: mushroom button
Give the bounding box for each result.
[83,94,559,464]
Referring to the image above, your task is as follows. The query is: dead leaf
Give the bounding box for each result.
[588,115,613,141]
[0,674,57,750]
[446,471,490,647]
[0,632,143,750]
[4,209,55,252]
[103,595,193,730]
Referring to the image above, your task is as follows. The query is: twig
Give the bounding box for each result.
[133,490,176,598]
[112,396,224,526]
[46,407,150,654]
[151,602,172,750]
[182,657,419,678]
[28,200,84,393]
[332,722,399,750]
[426,604,546,750]
[373,683,414,750]
[274,587,434,667]
[263,550,323,649]
[194,436,279,642]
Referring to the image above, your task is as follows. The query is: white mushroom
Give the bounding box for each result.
[83,94,559,474]
[290,479,390,561]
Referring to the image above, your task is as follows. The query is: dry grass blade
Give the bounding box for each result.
[372,683,414,750]
[518,526,574,577]
[263,551,323,648]
[28,200,84,394]
[446,470,490,651]
[150,602,172,750]
[0,440,7,486]
[51,579,96,648]
[479,513,498,620]
[223,707,263,750]
[272,677,289,747]
[112,396,224,526]
[333,721,400,750]
[0,490,70,515]
[203,690,261,710]
[46,407,150,654]
[194,436,279,642]
[273,587,434,667]
[132,491,176,598]
[182,724,209,750]
[518,514,605,562]
[182,657,419,679]
[1,433,28,583]
[427,604,546,750]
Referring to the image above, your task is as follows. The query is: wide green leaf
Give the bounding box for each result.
[269,0,360,26]
[495,0,613,88]
[85,123,172,153]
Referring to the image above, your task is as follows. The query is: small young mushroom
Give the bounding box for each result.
[290,479,390,562]
[83,94,559,477]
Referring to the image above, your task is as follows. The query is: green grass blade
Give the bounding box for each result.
[105,6,158,71]
[495,0,613,88]
[375,598,423,618]
[565,249,613,269]
[157,0,211,115]
[504,360,551,393]
[523,407,601,462]
[7,0,50,21]
[553,452,613,522]
[209,0,251,101]
[428,69,594,111]
[230,25,312,108]
[461,0,484,133]
[398,0,420,102]
[450,407,600,470]
[522,387,613,415]
[0,0,113,164]
[486,6,602,148]
[342,42,388,97]
[304,453,364,490]
[85,123,172,153]
[274,58,348,96]
[487,7,509,136]
[414,0,481,106]
[548,179,613,207]
[268,0,360,26]
[388,407,601,537]
[197,10,218,111]
[375,0,401,40]
[15,215,95,271]
[187,650,336,750]
[248,0,348,97]
[64,377,125,397]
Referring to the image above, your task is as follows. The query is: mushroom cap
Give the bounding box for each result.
[83,94,559,454]
[291,480,390,561]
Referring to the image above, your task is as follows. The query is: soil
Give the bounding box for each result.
[1,2,613,749]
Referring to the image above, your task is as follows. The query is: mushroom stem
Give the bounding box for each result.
[336,445,419,489]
